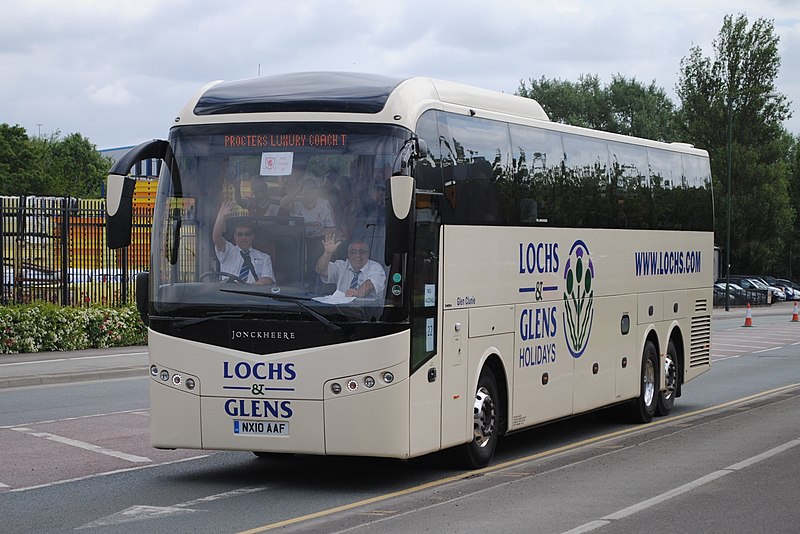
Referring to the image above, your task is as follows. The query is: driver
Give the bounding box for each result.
[212,200,275,285]
[315,234,385,298]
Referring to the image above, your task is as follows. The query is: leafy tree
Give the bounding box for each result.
[517,74,610,130]
[0,125,111,197]
[0,124,47,194]
[517,74,678,141]
[784,136,800,278]
[676,13,794,275]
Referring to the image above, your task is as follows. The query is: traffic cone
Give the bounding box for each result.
[792,301,799,322]
[743,303,753,327]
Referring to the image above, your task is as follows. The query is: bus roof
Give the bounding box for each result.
[175,71,704,156]
[177,71,550,127]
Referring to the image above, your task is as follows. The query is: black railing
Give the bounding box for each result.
[1,196,152,307]
[713,287,771,307]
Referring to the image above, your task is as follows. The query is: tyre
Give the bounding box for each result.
[656,340,678,416]
[629,340,658,423]
[457,367,500,469]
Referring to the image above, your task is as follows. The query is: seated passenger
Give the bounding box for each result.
[280,178,336,238]
[212,200,275,284]
[315,234,385,299]
[234,176,281,217]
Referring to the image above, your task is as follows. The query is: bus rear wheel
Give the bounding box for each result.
[458,367,500,469]
[629,340,658,423]
[656,340,678,416]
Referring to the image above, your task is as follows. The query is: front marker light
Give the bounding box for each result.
[382,372,394,384]
[331,383,342,395]
[172,374,182,386]
[185,378,196,390]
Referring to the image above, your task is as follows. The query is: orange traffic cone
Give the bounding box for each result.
[792,301,799,322]
[743,303,753,327]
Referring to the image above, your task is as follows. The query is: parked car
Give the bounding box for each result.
[725,276,771,304]
[748,278,785,301]
[777,279,800,300]
[714,282,748,304]
[760,275,797,300]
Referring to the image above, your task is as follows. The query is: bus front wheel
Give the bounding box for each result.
[629,340,658,423]
[458,367,500,469]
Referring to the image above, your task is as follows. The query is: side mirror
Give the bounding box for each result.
[106,139,168,249]
[135,271,150,325]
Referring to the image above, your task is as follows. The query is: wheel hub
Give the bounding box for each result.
[472,386,496,448]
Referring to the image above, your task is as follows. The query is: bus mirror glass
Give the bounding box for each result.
[105,139,169,249]
[106,173,135,249]
[416,138,428,159]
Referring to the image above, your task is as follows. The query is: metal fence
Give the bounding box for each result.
[1,196,152,307]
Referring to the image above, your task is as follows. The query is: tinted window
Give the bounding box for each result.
[439,113,511,224]
[561,134,611,227]
[416,114,712,231]
[509,124,565,225]
[609,141,651,228]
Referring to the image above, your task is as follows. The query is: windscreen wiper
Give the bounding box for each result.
[219,288,343,333]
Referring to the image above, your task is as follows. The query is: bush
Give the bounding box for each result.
[0,303,146,354]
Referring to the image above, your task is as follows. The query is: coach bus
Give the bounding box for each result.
[106,72,712,468]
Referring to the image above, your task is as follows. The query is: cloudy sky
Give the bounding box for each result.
[2,0,798,150]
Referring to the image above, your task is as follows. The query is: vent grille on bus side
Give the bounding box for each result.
[689,314,711,368]
[694,299,708,313]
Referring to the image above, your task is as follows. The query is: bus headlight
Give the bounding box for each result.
[382,372,394,384]
[150,365,159,377]
[331,383,342,395]
[160,370,170,381]
[364,376,375,388]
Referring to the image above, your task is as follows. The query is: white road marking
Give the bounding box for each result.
[7,455,209,493]
[0,352,147,367]
[754,346,783,354]
[77,486,269,528]
[11,428,151,463]
[561,436,800,534]
[0,408,147,430]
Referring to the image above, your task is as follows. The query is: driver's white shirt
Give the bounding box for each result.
[216,241,275,283]
[322,258,386,296]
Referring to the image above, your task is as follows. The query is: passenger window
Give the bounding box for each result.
[438,113,511,224]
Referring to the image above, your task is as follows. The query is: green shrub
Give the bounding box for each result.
[0,303,146,354]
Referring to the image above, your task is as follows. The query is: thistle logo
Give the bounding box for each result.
[563,240,594,358]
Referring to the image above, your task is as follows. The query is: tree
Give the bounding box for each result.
[0,125,111,197]
[676,13,794,275]
[0,124,46,194]
[784,136,800,278]
[517,74,679,141]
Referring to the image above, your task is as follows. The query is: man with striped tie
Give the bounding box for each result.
[315,233,385,300]
[213,200,275,285]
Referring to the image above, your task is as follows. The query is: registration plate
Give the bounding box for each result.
[233,420,289,436]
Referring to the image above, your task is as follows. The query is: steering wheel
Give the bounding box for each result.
[199,271,247,284]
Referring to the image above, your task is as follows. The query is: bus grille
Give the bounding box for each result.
[694,299,708,313]
[689,314,711,368]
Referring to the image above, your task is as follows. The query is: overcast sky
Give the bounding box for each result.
[2,0,798,150]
